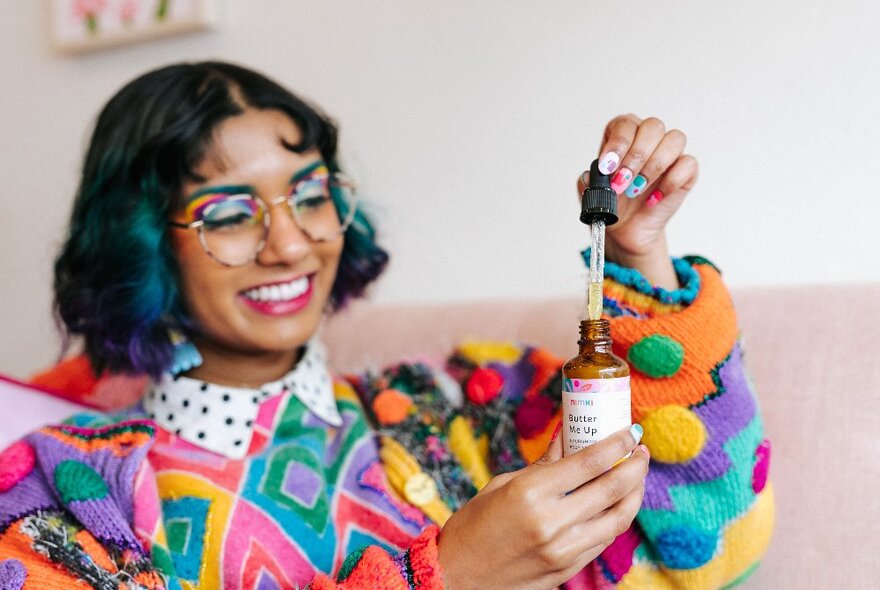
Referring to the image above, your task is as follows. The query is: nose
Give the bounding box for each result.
[256,202,311,266]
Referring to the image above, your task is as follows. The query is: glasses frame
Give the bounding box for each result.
[169,172,358,267]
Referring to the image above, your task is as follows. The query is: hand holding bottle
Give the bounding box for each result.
[437,425,649,590]
[577,114,699,290]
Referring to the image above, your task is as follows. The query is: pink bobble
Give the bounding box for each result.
[752,438,771,494]
[514,396,555,439]
[0,441,37,493]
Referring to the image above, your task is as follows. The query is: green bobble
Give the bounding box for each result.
[54,460,108,504]
[338,545,369,581]
[628,334,685,378]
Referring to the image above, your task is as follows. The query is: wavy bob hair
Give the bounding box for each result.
[54,61,388,380]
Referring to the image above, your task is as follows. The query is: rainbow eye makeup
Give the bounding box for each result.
[183,191,254,225]
[180,161,331,225]
[200,195,262,230]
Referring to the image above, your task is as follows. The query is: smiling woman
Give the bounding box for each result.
[0,61,773,590]
[165,110,348,386]
[52,63,387,382]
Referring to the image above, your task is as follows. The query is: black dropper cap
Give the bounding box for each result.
[580,158,618,226]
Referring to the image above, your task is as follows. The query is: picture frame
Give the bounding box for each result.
[50,0,217,54]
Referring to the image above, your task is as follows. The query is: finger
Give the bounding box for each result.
[624,129,687,200]
[562,444,649,520]
[568,481,646,551]
[644,154,699,209]
[532,420,564,466]
[532,424,643,495]
[611,117,666,196]
[596,115,641,176]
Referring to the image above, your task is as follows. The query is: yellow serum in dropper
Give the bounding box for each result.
[588,282,603,320]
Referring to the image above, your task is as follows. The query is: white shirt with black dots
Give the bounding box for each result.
[143,339,343,459]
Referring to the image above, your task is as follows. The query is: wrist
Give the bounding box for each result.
[605,237,678,290]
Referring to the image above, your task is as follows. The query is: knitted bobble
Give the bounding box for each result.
[752,438,771,494]
[655,525,717,569]
[514,396,555,439]
[627,334,685,378]
[448,416,491,490]
[0,559,27,590]
[337,546,369,582]
[466,368,504,405]
[408,525,445,590]
[0,441,36,493]
[641,405,706,464]
[372,389,414,425]
[457,341,522,365]
[54,460,109,504]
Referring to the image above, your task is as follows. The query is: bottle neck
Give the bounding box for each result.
[578,319,613,353]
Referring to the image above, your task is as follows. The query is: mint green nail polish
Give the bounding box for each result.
[625,175,648,198]
[630,423,643,444]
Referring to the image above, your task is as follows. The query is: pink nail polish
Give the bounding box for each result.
[611,168,633,194]
[646,190,664,207]
[598,152,620,175]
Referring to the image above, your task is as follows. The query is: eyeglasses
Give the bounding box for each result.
[169,162,357,267]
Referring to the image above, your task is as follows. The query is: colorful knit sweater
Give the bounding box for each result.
[0,257,773,589]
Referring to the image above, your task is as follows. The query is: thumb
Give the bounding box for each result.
[532,420,564,466]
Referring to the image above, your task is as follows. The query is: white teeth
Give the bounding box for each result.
[244,276,310,303]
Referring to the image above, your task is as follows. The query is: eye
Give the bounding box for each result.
[292,179,332,211]
[201,196,260,231]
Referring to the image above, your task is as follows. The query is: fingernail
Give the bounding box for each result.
[638,444,650,459]
[625,175,648,198]
[646,190,664,207]
[630,423,643,445]
[598,152,620,175]
[610,167,633,194]
[551,420,562,441]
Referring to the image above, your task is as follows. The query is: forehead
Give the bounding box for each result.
[194,108,306,181]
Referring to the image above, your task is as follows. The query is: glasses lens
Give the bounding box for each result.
[291,174,357,241]
[200,195,266,266]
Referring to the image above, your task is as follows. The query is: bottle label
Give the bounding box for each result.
[562,377,631,456]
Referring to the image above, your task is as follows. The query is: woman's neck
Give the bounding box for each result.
[181,338,305,389]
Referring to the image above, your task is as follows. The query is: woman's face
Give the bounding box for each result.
[170,108,343,360]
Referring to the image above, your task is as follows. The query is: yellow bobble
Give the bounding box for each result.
[641,405,707,464]
[448,416,492,491]
[457,341,522,365]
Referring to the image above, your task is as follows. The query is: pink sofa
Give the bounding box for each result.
[2,283,877,587]
[322,283,880,588]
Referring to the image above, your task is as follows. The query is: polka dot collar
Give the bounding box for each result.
[143,339,342,459]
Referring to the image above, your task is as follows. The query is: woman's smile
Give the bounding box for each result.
[238,273,315,316]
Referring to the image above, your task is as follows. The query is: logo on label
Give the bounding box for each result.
[569,399,594,406]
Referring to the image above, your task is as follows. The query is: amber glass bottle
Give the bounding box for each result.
[561,318,631,456]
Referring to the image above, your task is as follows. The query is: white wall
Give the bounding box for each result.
[2,0,878,379]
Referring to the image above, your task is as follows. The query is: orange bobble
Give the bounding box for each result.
[372,389,414,425]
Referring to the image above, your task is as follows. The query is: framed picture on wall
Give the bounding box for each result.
[50,0,217,53]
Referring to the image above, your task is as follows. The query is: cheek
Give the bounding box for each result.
[318,239,344,282]
[171,233,233,318]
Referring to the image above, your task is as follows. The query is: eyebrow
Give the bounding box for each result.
[184,160,327,204]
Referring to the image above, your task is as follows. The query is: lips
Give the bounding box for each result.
[238,274,314,316]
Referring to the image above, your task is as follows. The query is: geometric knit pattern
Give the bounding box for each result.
[64,384,430,589]
[0,257,773,589]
